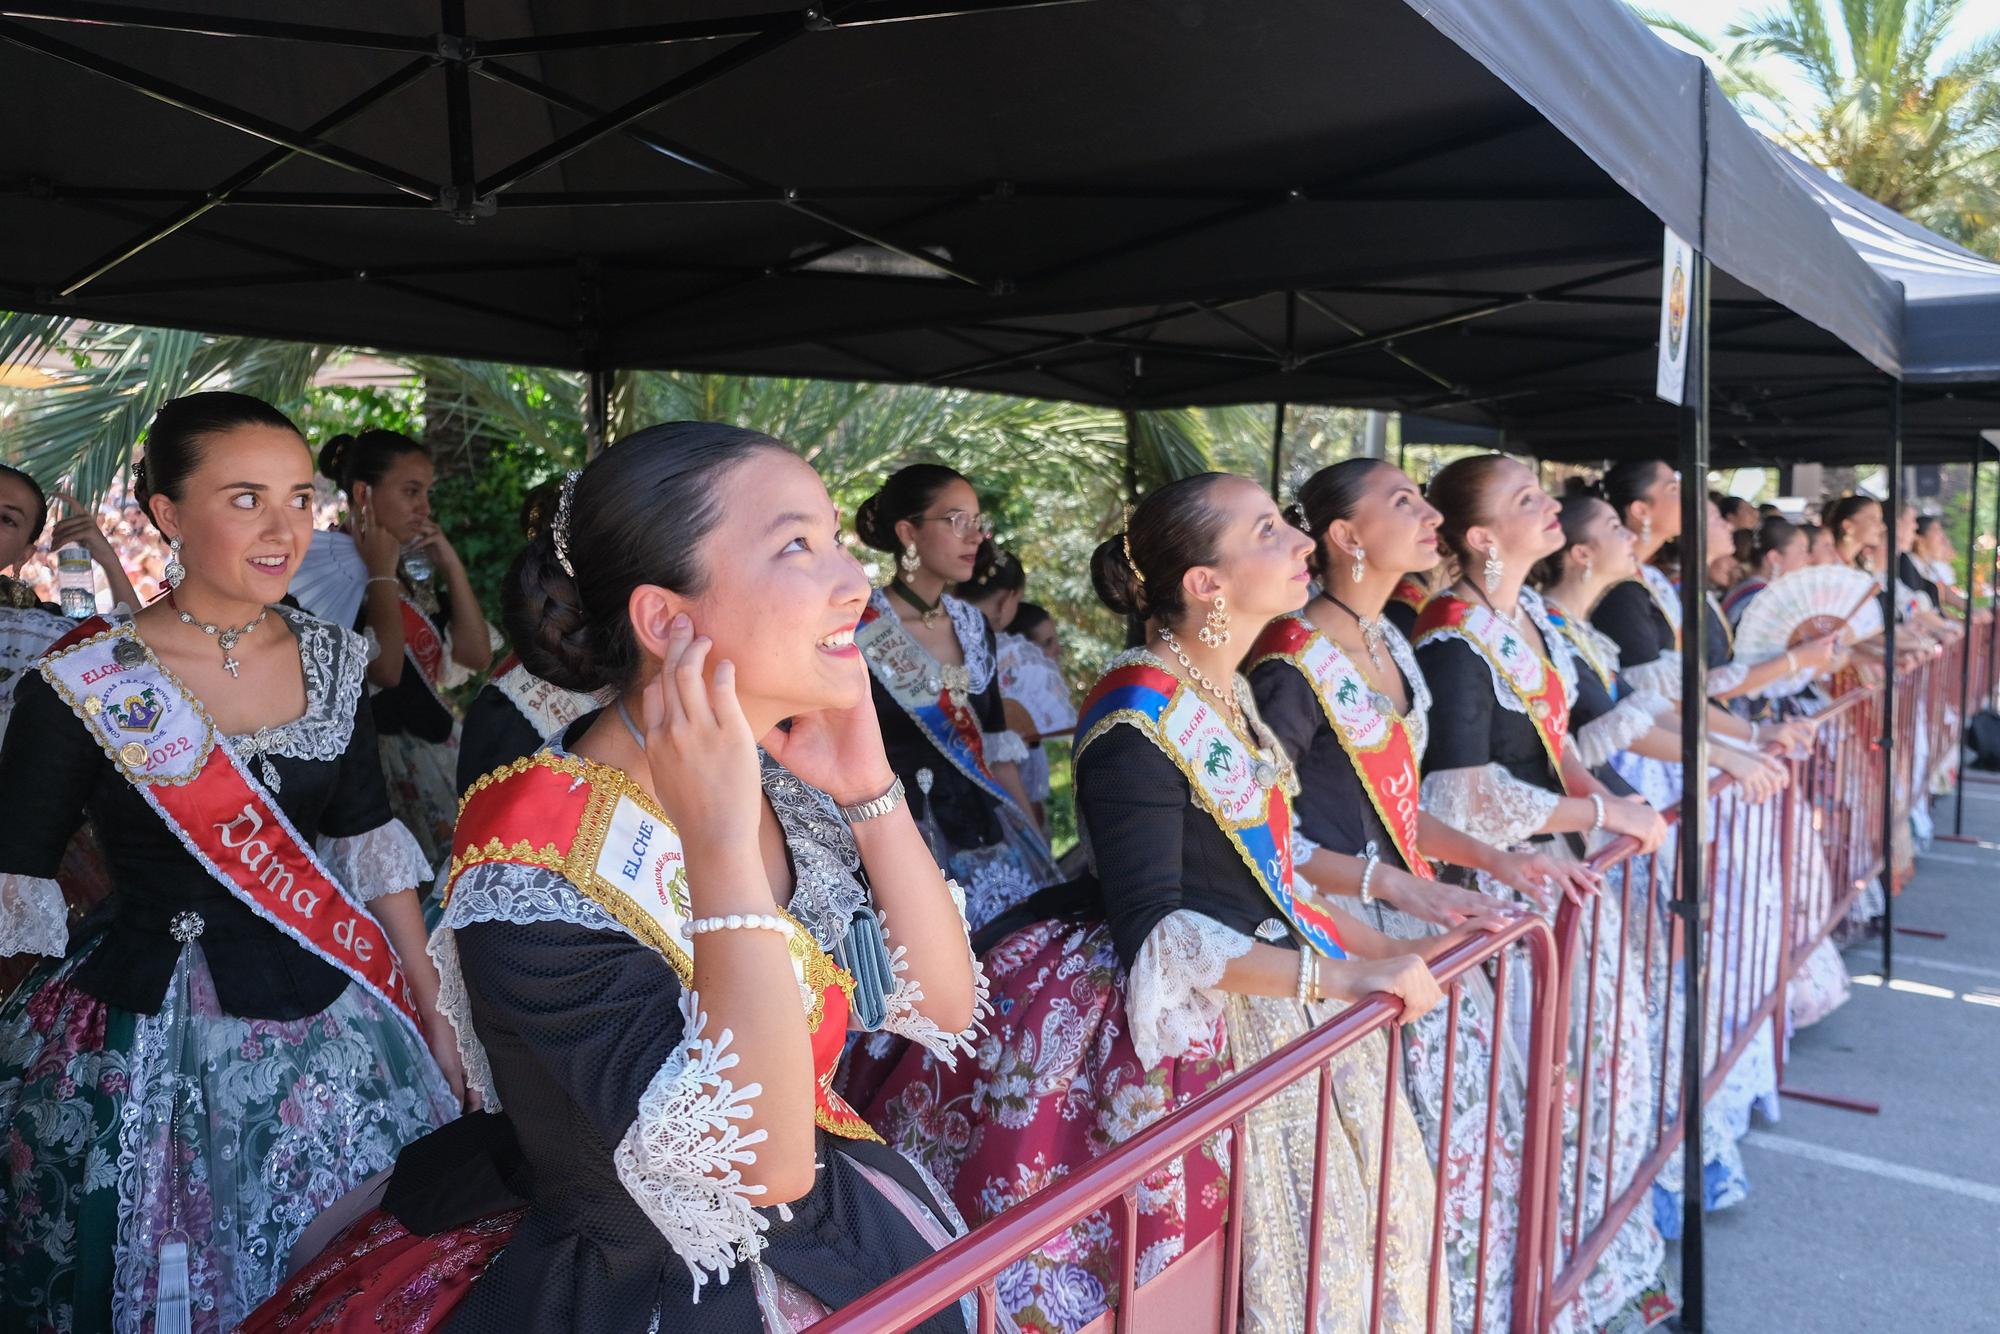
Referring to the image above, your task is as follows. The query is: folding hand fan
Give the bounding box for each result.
[1733,564,1883,693]
[288,529,369,629]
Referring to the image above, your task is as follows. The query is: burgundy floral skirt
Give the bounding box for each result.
[865,918,1230,1334]
[236,1206,522,1333]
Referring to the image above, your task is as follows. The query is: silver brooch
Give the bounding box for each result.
[113,639,146,667]
[1251,758,1279,790]
[168,910,205,943]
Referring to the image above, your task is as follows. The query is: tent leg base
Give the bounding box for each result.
[1893,925,1947,939]
[1779,1086,1881,1115]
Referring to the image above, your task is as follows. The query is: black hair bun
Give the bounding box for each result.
[317,433,355,488]
[1089,535,1146,618]
[502,538,601,693]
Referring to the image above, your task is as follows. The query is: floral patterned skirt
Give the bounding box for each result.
[0,940,455,1333]
[377,729,461,885]
[867,919,1229,1334]
[940,801,1064,934]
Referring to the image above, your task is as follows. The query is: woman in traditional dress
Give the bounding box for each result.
[297,430,494,872]
[1249,458,1585,1334]
[454,483,606,792]
[1910,515,1967,614]
[853,466,1058,930]
[955,545,1072,835]
[873,471,1456,1334]
[1413,454,1676,1333]
[240,421,986,1334]
[0,392,461,1333]
[1713,517,1852,1033]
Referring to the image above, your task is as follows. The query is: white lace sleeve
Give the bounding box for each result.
[316,819,431,902]
[1126,909,1254,1068]
[614,987,773,1299]
[1572,694,1663,771]
[1422,764,1563,848]
[1708,661,1749,697]
[983,729,1029,766]
[0,873,66,959]
[1620,653,1682,703]
[875,878,994,1067]
[440,620,506,691]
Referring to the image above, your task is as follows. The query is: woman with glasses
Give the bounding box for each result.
[853,465,1059,931]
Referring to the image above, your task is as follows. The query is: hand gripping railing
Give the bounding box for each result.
[815,915,1564,1334]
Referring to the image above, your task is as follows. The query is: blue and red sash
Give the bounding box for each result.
[39,617,422,1037]
[855,593,1015,810]
[1077,661,1346,959]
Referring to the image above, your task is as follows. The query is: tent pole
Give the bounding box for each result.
[1881,377,1902,980]
[1675,247,1712,1334]
[585,367,612,457]
[1268,401,1287,499]
[1956,443,1979,835]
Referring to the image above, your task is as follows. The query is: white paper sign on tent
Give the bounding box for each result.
[1656,226,1694,405]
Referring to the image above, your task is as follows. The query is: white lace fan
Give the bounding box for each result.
[1734,564,1882,692]
[288,529,369,628]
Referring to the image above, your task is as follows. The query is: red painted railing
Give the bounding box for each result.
[822,633,1971,1334]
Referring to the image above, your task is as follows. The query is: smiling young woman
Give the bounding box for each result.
[0,392,461,1332]
[850,464,1060,932]
[242,421,984,1334]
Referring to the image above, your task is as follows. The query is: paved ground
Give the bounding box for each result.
[1680,790,2000,1332]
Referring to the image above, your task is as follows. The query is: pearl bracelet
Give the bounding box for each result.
[1357,850,1381,907]
[1295,946,1317,1006]
[1588,793,1606,834]
[680,912,794,941]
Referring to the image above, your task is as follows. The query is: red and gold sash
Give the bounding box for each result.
[1414,594,1570,777]
[40,617,422,1037]
[1249,615,1433,879]
[1389,577,1430,617]
[448,753,879,1141]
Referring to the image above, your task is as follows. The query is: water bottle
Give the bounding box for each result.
[56,544,96,619]
[400,539,434,586]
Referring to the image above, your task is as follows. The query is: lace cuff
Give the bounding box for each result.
[1621,653,1682,702]
[983,729,1029,766]
[317,820,431,902]
[1126,909,1253,1068]
[1422,765,1563,848]
[0,873,66,959]
[1708,661,1749,697]
[428,926,499,1110]
[614,988,772,1299]
[875,879,994,1068]
[440,620,506,691]
[1573,694,1662,771]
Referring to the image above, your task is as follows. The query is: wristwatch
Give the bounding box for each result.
[838,775,906,824]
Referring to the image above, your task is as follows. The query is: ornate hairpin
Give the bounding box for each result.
[1120,505,1144,589]
[552,468,582,577]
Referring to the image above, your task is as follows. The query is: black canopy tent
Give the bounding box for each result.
[0,4,1956,1326]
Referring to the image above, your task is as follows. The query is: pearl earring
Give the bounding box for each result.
[1351,547,1366,583]
[1197,594,1231,648]
[898,542,921,578]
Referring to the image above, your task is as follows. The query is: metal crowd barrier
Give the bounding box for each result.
[821,637,1969,1334]
[816,916,1563,1334]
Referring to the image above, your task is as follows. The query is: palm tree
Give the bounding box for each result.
[1642,0,2000,249]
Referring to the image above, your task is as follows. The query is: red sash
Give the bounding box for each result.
[449,754,879,1141]
[398,593,447,699]
[1250,615,1433,878]
[40,617,421,1037]
[1389,577,1430,615]
[1414,594,1570,777]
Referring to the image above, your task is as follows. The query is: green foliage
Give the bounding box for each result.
[1640,0,2000,253]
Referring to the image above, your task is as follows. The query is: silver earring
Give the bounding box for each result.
[898,542,921,578]
[1198,594,1231,648]
[1351,547,1367,583]
[164,536,185,589]
[1482,548,1503,594]
[1639,515,1653,547]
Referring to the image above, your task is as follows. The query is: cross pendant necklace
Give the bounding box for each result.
[168,591,268,679]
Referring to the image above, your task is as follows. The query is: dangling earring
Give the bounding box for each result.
[1198,594,1231,648]
[164,536,185,590]
[1351,546,1367,583]
[1482,547,1503,594]
[1639,514,1653,548]
[898,541,921,578]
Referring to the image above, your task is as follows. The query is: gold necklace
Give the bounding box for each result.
[1156,626,1245,727]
